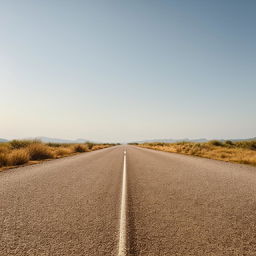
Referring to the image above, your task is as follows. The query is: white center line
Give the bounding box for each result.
[118,150,127,256]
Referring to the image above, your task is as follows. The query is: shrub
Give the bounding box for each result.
[208,140,223,147]
[176,141,190,146]
[10,139,40,149]
[225,140,234,146]
[47,142,63,148]
[92,144,108,150]
[0,144,10,154]
[8,149,29,166]
[86,142,94,150]
[155,142,165,146]
[0,153,8,167]
[248,141,256,150]
[235,141,256,151]
[54,147,72,157]
[73,144,89,153]
[28,144,54,160]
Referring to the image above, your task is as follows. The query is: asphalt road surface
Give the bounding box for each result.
[1,145,256,256]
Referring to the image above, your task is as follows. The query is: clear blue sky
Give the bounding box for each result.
[1,0,255,142]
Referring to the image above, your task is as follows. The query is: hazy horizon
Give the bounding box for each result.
[1,1,256,142]
[1,135,256,144]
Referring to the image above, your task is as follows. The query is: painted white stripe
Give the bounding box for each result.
[118,150,127,256]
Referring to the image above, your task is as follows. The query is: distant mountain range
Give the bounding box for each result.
[0,137,90,144]
[227,137,256,142]
[27,137,90,143]
[34,137,89,143]
[131,137,256,144]
[133,138,208,143]
[0,138,8,143]
[1,136,255,144]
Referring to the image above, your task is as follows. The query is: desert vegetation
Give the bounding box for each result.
[138,140,256,166]
[0,140,115,170]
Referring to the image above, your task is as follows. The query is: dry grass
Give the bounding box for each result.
[0,144,10,154]
[0,153,9,167]
[27,143,55,160]
[0,140,116,170]
[139,140,256,166]
[54,147,73,157]
[92,144,111,150]
[73,144,89,153]
[9,139,39,149]
[8,149,30,166]
[87,142,95,150]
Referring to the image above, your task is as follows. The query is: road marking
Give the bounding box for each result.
[118,150,127,256]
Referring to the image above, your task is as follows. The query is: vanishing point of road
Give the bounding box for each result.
[1,146,256,255]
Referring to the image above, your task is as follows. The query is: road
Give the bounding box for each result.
[1,145,256,255]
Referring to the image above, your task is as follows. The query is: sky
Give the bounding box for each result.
[1,0,256,142]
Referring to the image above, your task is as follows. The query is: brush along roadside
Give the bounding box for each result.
[0,140,116,170]
[137,140,256,166]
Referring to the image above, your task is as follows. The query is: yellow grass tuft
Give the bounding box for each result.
[0,153,9,167]
[8,149,30,166]
[27,143,54,160]
[0,144,10,154]
[92,144,108,150]
[54,147,73,157]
